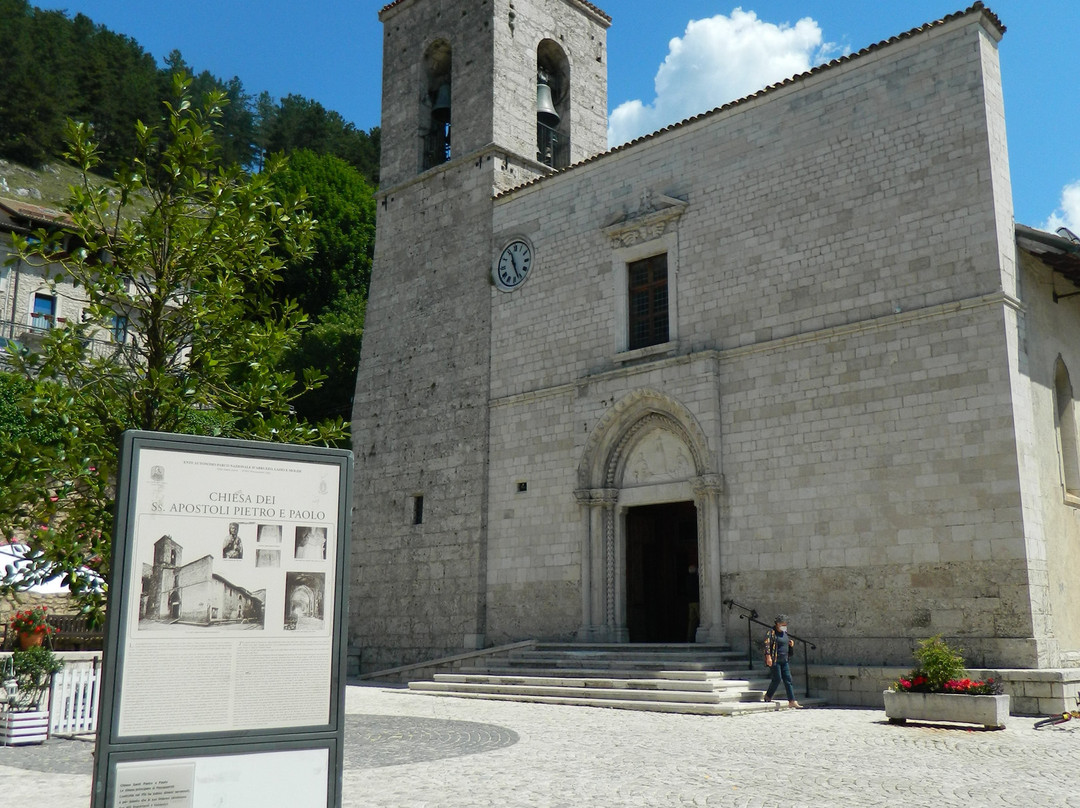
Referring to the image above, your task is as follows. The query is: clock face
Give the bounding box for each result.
[494,239,533,291]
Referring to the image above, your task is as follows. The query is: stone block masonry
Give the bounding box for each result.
[355,2,1080,672]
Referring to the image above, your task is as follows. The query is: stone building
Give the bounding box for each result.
[0,196,130,367]
[350,0,1080,675]
[141,536,265,626]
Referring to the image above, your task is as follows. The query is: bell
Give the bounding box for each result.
[431,83,451,123]
[536,75,560,127]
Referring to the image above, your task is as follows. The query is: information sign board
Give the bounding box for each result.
[92,431,353,808]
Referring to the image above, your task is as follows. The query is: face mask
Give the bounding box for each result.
[777,626,787,633]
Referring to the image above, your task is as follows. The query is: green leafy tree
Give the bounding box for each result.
[163,51,257,170]
[259,94,380,185]
[272,150,374,423]
[68,14,161,176]
[273,149,374,313]
[0,0,72,166]
[0,75,346,614]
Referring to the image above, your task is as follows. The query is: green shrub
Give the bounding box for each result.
[912,635,967,690]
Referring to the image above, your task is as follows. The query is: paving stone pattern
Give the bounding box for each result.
[343,714,518,769]
[2,685,1080,806]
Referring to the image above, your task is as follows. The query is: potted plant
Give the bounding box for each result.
[883,635,1009,729]
[9,605,57,649]
[3,645,63,711]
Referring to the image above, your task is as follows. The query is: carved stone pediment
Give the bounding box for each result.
[621,428,694,487]
[603,189,688,248]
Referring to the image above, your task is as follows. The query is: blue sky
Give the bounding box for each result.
[36,1,1080,231]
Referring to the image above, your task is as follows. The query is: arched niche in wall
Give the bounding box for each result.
[1054,356,1080,501]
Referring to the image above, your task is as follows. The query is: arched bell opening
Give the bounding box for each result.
[536,40,570,168]
[422,40,452,171]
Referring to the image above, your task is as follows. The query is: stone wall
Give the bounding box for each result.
[809,665,1080,716]
[1007,252,1080,664]
[1,591,75,626]
[484,12,1043,666]
[353,5,1072,670]
[1,591,75,648]
[354,0,613,673]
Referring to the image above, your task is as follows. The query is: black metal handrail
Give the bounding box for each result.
[723,598,817,698]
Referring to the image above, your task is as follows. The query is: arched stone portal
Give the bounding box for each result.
[576,390,723,643]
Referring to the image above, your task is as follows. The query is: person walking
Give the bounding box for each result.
[763,614,801,708]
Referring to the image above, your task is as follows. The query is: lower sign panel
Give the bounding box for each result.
[112,747,330,808]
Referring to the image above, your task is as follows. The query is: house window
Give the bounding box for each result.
[1054,358,1080,500]
[412,494,424,525]
[627,253,669,350]
[31,293,55,330]
[111,314,129,344]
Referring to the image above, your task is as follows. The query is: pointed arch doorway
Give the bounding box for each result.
[576,389,724,644]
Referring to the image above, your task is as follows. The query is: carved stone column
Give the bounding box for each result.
[574,488,618,641]
[692,474,724,643]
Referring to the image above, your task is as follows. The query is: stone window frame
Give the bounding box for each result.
[604,191,685,362]
[409,493,425,526]
[1053,356,1080,506]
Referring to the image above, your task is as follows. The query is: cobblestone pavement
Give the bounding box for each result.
[2,684,1078,806]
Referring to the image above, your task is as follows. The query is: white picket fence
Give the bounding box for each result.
[48,657,101,736]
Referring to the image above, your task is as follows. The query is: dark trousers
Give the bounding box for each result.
[765,659,795,701]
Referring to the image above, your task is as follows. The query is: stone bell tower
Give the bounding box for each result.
[350,0,611,673]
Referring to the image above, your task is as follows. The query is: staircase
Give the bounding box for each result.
[407,642,825,715]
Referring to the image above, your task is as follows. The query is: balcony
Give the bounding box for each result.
[0,320,133,368]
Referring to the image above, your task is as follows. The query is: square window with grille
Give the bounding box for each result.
[627,253,668,350]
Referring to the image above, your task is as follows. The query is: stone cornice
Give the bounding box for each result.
[602,191,688,248]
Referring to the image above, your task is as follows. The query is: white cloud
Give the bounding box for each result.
[1044,180,1080,236]
[608,8,835,147]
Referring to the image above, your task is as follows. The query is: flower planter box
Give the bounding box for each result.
[883,690,1009,729]
[0,710,49,746]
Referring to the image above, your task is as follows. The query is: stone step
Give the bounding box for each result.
[531,642,736,654]
[407,687,828,716]
[404,638,824,716]
[459,666,746,681]
[486,655,738,671]
[433,672,759,693]
[411,680,732,704]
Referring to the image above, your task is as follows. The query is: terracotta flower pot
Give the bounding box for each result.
[17,632,45,650]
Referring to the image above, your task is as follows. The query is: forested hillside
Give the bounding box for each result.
[0,0,380,184]
[0,0,379,427]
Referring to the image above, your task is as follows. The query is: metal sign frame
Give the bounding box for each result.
[92,430,353,808]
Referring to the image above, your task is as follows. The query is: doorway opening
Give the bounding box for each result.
[625,501,698,642]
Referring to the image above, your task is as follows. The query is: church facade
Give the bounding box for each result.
[350,0,1080,675]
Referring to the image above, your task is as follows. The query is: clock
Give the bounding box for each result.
[493,238,533,291]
